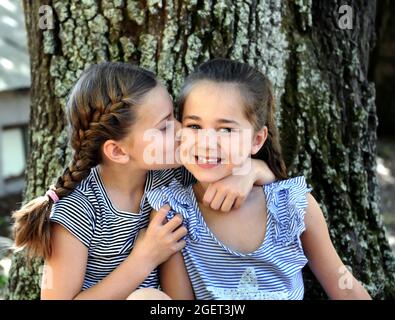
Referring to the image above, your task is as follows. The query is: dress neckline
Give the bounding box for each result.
[187,183,271,257]
[92,166,147,218]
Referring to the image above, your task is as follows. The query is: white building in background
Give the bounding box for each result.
[0,0,30,197]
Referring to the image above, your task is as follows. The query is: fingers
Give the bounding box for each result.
[220,193,237,212]
[202,184,217,207]
[173,239,186,252]
[203,183,241,211]
[150,205,171,225]
[172,225,188,241]
[150,205,184,234]
[209,190,227,211]
[163,214,183,232]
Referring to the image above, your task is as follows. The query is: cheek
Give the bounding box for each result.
[217,135,231,158]
[221,132,252,164]
[179,129,197,162]
[132,137,149,160]
[173,121,182,148]
[130,129,160,164]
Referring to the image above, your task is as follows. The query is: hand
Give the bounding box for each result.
[132,205,187,269]
[202,159,276,212]
[202,174,253,212]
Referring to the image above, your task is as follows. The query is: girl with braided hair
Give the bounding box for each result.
[146,59,371,300]
[12,62,275,299]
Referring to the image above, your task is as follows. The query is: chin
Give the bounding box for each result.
[186,164,233,183]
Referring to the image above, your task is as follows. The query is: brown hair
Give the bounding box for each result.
[12,62,157,259]
[177,58,287,180]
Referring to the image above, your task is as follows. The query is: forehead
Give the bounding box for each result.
[183,81,245,119]
[136,85,173,124]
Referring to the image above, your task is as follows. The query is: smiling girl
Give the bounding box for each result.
[12,62,274,299]
[147,59,371,300]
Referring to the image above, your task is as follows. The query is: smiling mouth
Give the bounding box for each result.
[196,156,221,163]
[194,156,223,168]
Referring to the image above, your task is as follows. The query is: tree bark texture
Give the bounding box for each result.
[7,0,394,299]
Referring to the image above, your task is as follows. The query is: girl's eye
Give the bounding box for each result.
[218,127,233,133]
[187,124,201,130]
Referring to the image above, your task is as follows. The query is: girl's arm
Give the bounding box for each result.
[203,159,276,212]
[160,252,195,300]
[301,194,371,300]
[42,223,153,299]
[41,206,186,300]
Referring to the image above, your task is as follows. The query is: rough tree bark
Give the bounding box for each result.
[7,0,395,299]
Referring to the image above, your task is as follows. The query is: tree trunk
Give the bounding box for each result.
[7,0,395,299]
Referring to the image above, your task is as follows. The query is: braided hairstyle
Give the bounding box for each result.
[177,58,287,180]
[13,62,157,259]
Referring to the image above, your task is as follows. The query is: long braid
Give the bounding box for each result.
[13,99,103,259]
[12,62,157,259]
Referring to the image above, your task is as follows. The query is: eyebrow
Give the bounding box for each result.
[217,118,240,125]
[183,115,240,126]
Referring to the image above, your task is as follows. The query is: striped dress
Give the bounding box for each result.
[146,176,313,300]
[49,166,193,290]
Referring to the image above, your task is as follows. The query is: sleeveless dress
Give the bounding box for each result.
[146,176,313,300]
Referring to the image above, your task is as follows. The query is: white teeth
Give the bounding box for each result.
[197,156,220,164]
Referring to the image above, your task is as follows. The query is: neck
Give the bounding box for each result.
[98,162,147,212]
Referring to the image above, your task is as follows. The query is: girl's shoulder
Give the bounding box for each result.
[263,176,313,246]
[263,176,313,206]
[51,187,95,214]
[146,178,194,212]
[264,176,312,192]
[50,187,96,248]
[49,169,99,247]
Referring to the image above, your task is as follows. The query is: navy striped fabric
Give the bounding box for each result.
[146,176,313,300]
[50,166,194,291]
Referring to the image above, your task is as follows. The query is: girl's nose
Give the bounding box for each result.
[198,128,218,149]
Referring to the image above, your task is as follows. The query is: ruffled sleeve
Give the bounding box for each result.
[264,176,312,247]
[146,179,201,243]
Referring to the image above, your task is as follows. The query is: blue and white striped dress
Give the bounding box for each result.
[49,166,194,290]
[146,176,313,300]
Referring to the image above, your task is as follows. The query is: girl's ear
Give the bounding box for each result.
[251,126,268,155]
[102,140,131,164]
